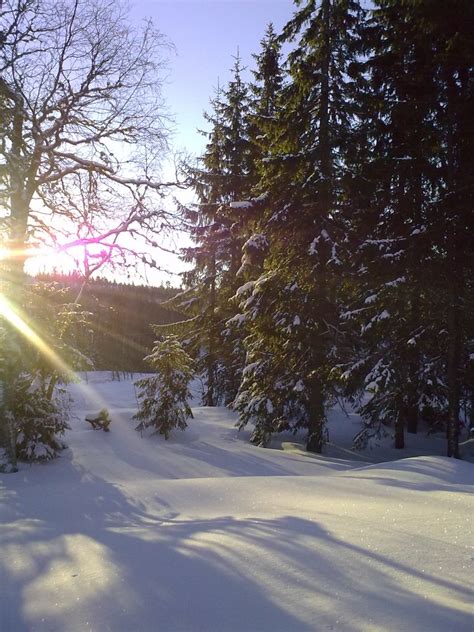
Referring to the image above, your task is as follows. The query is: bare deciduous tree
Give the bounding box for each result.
[0,0,176,471]
[0,0,176,268]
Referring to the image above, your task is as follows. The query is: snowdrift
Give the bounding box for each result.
[1,373,472,632]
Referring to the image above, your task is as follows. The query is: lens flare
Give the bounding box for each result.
[0,293,116,415]
[0,245,52,262]
[0,293,76,381]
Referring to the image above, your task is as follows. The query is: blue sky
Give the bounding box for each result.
[128,1,297,283]
[133,0,296,157]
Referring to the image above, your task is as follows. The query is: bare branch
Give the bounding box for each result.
[1,0,177,276]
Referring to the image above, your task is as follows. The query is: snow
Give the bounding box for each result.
[293,379,305,392]
[226,313,247,328]
[1,372,473,632]
[243,234,268,251]
[229,201,252,209]
[235,280,255,297]
[385,276,406,288]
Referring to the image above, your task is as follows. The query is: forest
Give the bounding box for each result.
[165,0,474,459]
[33,272,181,372]
[0,0,473,472]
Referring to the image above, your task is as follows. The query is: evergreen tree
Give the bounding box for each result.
[339,0,439,449]
[133,335,194,439]
[431,0,474,457]
[171,56,254,406]
[0,279,93,467]
[340,0,474,456]
[171,82,227,405]
[233,0,365,453]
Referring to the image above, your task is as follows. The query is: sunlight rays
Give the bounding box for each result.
[0,293,108,411]
[0,245,125,415]
[0,244,52,263]
[0,293,76,381]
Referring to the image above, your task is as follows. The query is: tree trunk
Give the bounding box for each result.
[395,410,405,449]
[406,398,418,434]
[469,388,474,436]
[406,136,423,435]
[305,0,332,457]
[306,381,326,454]
[446,281,461,458]
[204,251,217,407]
[0,379,18,473]
[445,71,464,459]
[0,78,27,472]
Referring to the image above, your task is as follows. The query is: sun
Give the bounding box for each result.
[0,242,78,379]
[0,243,55,266]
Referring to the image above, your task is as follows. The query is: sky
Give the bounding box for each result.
[28,1,298,286]
[124,0,298,283]
[133,0,296,159]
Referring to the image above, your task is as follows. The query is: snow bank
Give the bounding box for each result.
[1,373,472,632]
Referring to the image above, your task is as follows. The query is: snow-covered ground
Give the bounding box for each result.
[1,372,472,632]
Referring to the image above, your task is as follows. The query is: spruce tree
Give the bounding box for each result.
[0,280,93,466]
[429,0,474,457]
[171,56,254,406]
[339,0,439,449]
[233,0,365,453]
[133,336,194,439]
[341,0,474,455]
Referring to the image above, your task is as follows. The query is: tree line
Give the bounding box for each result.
[34,272,181,372]
[166,0,473,458]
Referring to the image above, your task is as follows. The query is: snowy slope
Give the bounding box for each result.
[1,373,472,632]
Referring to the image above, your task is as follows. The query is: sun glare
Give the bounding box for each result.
[26,242,109,277]
[0,288,110,411]
[0,239,117,412]
[0,241,97,276]
[0,293,76,381]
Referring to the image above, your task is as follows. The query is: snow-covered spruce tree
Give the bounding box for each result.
[12,373,70,462]
[432,0,474,457]
[336,0,438,449]
[0,279,93,467]
[339,0,474,455]
[164,83,227,406]
[231,270,327,448]
[168,56,255,406]
[133,336,194,439]
[232,0,365,453]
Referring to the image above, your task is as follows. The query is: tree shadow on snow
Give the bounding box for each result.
[0,462,471,632]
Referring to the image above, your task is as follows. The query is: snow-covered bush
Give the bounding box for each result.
[85,408,111,431]
[0,282,94,467]
[133,336,194,439]
[14,375,69,462]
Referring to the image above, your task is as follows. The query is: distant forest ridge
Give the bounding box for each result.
[33,272,183,372]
